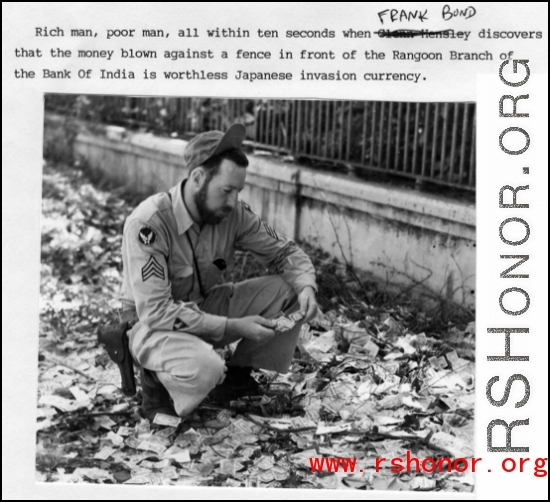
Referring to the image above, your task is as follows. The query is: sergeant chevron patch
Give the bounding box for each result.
[142,255,165,282]
[243,201,279,240]
[263,221,279,240]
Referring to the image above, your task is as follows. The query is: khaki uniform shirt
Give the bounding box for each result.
[120,179,317,356]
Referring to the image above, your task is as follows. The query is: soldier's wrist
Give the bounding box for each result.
[298,285,317,296]
[225,318,238,337]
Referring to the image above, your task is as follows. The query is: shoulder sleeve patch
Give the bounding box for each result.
[138,226,157,246]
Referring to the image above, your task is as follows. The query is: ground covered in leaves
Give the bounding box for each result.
[37,160,476,492]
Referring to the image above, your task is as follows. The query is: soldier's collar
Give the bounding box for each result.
[170,179,195,235]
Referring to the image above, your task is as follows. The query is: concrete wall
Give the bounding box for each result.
[70,122,475,308]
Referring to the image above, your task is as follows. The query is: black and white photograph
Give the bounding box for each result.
[36,94,476,491]
[3,2,546,499]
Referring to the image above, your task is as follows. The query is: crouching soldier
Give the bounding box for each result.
[101,124,318,421]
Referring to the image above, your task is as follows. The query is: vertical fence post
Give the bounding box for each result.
[394,102,403,171]
[468,105,476,187]
[440,102,450,181]
[449,102,460,184]
[370,102,377,168]
[385,101,394,169]
[346,101,353,162]
[430,102,440,179]
[377,102,385,168]
[360,101,369,166]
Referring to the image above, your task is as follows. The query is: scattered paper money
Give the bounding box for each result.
[161,466,179,480]
[124,475,151,485]
[232,419,255,434]
[363,339,380,358]
[445,350,460,366]
[316,422,353,435]
[394,338,416,355]
[93,416,117,430]
[135,419,151,438]
[272,311,301,332]
[302,330,337,353]
[93,446,116,460]
[69,386,89,402]
[137,440,167,456]
[288,311,304,323]
[140,459,172,470]
[124,436,141,450]
[336,321,369,344]
[72,467,114,482]
[437,356,449,369]
[110,402,130,413]
[153,413,182,428]
[225,478,243,487]
[107,431,124,446]
[154,427,177,439]
[259,470,275,482]
[257,456,275,470]
[164,446,191,463]
[272,466,288,481]
[117,426,132,437]
[218,459,245,476]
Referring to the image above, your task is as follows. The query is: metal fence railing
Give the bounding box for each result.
[45,95,476,191]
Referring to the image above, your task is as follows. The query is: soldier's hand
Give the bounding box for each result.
[298,286,318,323]
[226,316,276,343]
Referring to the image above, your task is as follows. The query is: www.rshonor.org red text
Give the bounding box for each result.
[308,451,548,476]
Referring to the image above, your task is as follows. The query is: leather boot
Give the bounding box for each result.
[209,365,261,403]
[140,367,177,422]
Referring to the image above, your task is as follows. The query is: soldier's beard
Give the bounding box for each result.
[194,180,231,226]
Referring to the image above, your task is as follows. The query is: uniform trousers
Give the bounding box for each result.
[129,275,300,417]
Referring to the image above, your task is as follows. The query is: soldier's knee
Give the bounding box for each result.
[191,347,226,392]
